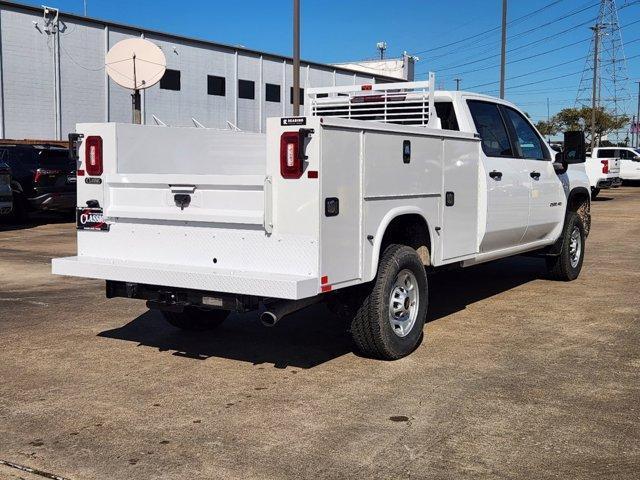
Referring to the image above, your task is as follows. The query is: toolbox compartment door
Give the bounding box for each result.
[102,124,267,226]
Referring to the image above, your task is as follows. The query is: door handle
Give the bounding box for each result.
[489,170,502,180]
[530,171,541,180]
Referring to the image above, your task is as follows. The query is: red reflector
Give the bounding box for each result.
[307,170,318,179]
[361,84,373,90]
[280,131,303,179]
[601,159,609,174]
[321,275,328,285]
[321,285,332,293]
[85,136,103,176]
[77,169,85,176]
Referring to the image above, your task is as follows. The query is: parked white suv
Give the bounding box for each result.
[53,76,592,360]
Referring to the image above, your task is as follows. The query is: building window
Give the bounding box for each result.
[208,75,225,96]
[265,83,281,103]
[290,87,305,105]
[160,69,181,91]
[238,79,255,100]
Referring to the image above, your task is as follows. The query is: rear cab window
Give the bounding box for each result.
[434,101,459,131]
[597,149,617,158]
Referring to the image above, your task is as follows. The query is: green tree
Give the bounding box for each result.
[535,119,561,137]
[552,106,629,145]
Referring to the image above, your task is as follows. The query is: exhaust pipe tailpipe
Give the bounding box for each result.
[260,295,323,327]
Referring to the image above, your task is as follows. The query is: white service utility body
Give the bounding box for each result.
[53,75,592,359]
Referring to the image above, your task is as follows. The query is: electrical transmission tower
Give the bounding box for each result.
[575,0,631,144]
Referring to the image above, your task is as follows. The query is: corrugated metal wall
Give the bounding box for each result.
[0,2,381,140]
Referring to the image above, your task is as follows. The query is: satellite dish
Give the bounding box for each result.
[105,38,166,90]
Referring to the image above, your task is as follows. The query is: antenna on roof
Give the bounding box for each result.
[376,41,387,60]
[105,38,166,125]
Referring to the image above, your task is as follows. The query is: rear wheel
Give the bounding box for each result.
[161,307,229,331]
[350,244,428,360]
[546,211,585,281]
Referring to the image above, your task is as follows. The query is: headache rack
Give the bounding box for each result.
[307,72,438,128]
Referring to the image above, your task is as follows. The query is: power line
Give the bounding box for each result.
[417,0,640,76]
[411,0,568,55]
[465,36,640,89]
[417,0,599,69]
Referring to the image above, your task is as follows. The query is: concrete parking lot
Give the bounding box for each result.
[0,187,639,480]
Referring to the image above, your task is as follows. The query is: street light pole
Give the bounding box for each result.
[293,0,301,116]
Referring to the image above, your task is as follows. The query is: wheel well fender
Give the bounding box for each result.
[566,186,591,237]
[367,207,433,282]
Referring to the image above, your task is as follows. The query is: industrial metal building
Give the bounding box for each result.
[0,0,400,140]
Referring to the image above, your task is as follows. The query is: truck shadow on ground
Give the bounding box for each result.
[0,212,74,231]
[98,256,545,369]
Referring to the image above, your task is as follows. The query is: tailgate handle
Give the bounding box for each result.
[170,185,196,194]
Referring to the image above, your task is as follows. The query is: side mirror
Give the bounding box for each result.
[633,155,640,162]
[553,151,568,174]
[563,131,586,164]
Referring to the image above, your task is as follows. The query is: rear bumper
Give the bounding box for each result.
[596,177,622,189]
[52,256,319,300]
[29,192,75,211]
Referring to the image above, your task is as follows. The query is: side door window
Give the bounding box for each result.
[503,107,549,160]
[467,100,514,157]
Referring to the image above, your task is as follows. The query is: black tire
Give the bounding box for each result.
[350,244,428,360]
[161,306,229,331]
[546,211,585,281]
[591,187,600,199]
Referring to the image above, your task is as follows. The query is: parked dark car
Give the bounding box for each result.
[0,144,75,220]
[0,162,12,216]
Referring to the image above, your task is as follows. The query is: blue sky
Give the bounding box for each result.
[20,0,640,127]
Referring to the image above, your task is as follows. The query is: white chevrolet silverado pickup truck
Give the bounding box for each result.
[595,146,640,181]
[586,147,622,198]
[53,76,592,360]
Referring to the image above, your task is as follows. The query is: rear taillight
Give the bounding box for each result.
[34,168,62,183]
[85,136,103,176]
[280,132,302,179]
[601,159,609,174]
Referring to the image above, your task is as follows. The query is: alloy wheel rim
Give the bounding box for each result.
[569,226,582,269]
[388,269,419,338]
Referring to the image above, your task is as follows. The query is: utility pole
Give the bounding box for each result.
[590,24,601,150]
[293,0,301,116]
[499,0,507,99]
[454,78,461,91]
[83,0,87,16]
[636,81,640,148]
[547,97,551,142]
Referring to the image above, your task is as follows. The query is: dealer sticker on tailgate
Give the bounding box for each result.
[76,207,109,231]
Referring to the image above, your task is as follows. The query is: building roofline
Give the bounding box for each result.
[0,0,401,83]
